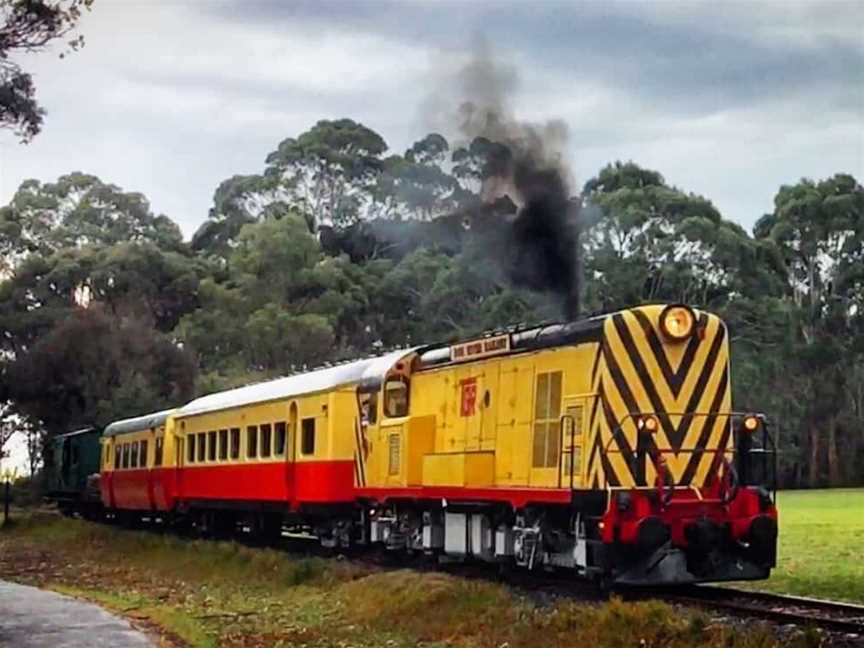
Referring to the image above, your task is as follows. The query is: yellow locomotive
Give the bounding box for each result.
[100,303,777,585]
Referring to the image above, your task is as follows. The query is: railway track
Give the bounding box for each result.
[447,563,864,642]
[660,585,864,640]
[435,560,864,641]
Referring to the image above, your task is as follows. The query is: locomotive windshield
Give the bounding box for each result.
[383,378,409,417]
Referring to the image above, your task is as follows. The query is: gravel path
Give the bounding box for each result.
[0,580,154,647]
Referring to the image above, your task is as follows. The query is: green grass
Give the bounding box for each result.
[746,488,864,603]
[0,512,831,647]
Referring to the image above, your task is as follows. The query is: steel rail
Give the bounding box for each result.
[662,585,864,636]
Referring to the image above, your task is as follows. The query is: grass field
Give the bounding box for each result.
[0,514,823,648]
[742,488,864,604]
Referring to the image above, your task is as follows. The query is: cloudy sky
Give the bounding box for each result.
[1,0,862,238]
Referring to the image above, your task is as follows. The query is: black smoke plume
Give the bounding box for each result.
[430,45,581,319]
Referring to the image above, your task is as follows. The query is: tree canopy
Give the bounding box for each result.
[0,0,92,141]
[1,121,862,488]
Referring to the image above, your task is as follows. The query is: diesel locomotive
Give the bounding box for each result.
[66,304,778,586]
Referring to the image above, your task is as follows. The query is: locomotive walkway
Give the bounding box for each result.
[0,581,154,647]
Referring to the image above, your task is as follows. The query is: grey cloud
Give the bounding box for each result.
[202,1,863,118]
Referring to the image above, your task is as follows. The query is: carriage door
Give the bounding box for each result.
[175,422,185,497]
[288,402,298,462]
[560,396,589,488]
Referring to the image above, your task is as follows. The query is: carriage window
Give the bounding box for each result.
[154,437,163,467]
[260,424,272,458]
[131,442,139,468]
[114,445,121,469]
[218,429,228,460]
[301,418,315,455]
[140,440,148,468]
[197,432,206,461]
[230,428,240,459]
[188,435,196,463]
[247,426,258,459]
[122,443,130,469]
[383,379,409,418]
[208,431,217,461]
[533,371,562,469]
[274,422,287,456]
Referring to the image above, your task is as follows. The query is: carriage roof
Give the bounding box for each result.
[175,347,420,419]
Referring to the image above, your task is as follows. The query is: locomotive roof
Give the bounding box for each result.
[103,409,174,437]
[417,316,605,368]
[176,347,420,419]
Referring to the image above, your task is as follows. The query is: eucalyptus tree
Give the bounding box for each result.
[264,119,389,231]
[0,0,92,140]
[581,161,764,311]
[0,173,184,273]
[753,173,864,485]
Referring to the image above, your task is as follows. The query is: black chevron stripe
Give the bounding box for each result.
[586,347,602,483]
[631,309,707,397]
[602,352,662,485]
[679,366,729,485]
[590,345,602,385]
[612,315,680,445]
[705,423,732,486]
[353,418,366,487]
[613,314,728,450]
[585,393,601,484]
[670,324,728,448]
[598,387,635,487]
[601,341,639,459]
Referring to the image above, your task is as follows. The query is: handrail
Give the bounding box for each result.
[557,414,575,489]
[596,411,777,499]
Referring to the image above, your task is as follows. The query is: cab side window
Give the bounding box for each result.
[383,379,409,418]
[187,435,196,463]
[154,437,163,467]
[114,445,121,469]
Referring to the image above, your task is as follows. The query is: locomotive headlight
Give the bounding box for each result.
[659,305,696,342]
[742,415,760,432]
